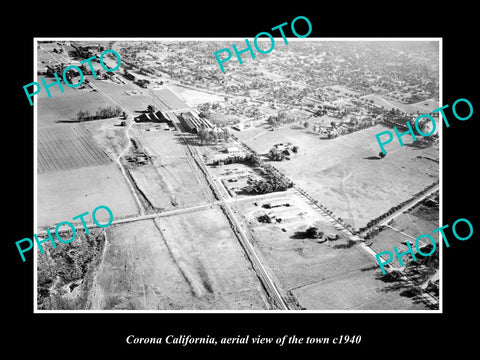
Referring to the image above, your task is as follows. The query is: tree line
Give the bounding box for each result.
[77,105,122,121]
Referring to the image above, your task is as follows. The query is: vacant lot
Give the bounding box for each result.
[37,163,139,228]
[82,118,130,159]
[368,196,440,268]
[90,207,271,310]
[129,157,215,211]
[152,88,189,110]
[38,124,112,174]
[127,129,215,210]
[169,84,225,105]
[240,124,439,229]
[292,267,428,310]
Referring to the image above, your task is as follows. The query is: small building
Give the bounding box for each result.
[225,146,242,155]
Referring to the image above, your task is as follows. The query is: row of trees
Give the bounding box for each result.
[249,164,294,194]
[197,127,230,145]
[361,183,439,236]
[77,105,122,121]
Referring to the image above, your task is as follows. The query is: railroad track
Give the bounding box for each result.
[180,135,289,310]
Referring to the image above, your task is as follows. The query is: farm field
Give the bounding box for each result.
[232,193,430,310]
[37,163,139,228]
[90,207,271,310]
[36,77,117,126]
[38,124,112,174]
[240,124,439,230]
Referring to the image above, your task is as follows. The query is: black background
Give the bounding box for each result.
[5,3,478,356]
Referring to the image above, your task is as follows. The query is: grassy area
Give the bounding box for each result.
[82,117,130,159]
[37,78,117,126]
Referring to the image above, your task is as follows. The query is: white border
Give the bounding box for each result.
[33,37,443,314]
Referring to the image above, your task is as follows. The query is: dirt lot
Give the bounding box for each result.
[37,163,139,228]
[126,128,215,211]
[360,94,439,114]
[151,88,189,110]
[239,124,439,230]
[38,124,112,174]
[82,118,130,159]
[232,192,431,310]
[90,207,271,310]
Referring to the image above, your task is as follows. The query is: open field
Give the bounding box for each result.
[152,88,189,109]
[38,163,139,228]
[169,84,225,105]
[92,80,170,113]
[129,157,215,211]
[361,94,439,114]
[292,267,428,310]
[82,118,130,158]
[126,128,215,210]
[132,125,185,158]
[37,78,117,126]
[38,124,112,174]
[90,207,271,310]
[368,196,440,268]
[233,192,430,310]
[239,124,439,229]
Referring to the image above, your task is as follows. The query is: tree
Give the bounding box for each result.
[305,226,323,239]
[303,121,309,128]
[146,104,156,113]
[268,148,284,161]
[268,116,278,128]
[222,128,230,142]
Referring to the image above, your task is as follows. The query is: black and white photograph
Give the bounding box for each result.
[33,39,441,312]
[5,4,478,356]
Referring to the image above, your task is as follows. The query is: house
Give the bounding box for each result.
[225,146,242,155]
